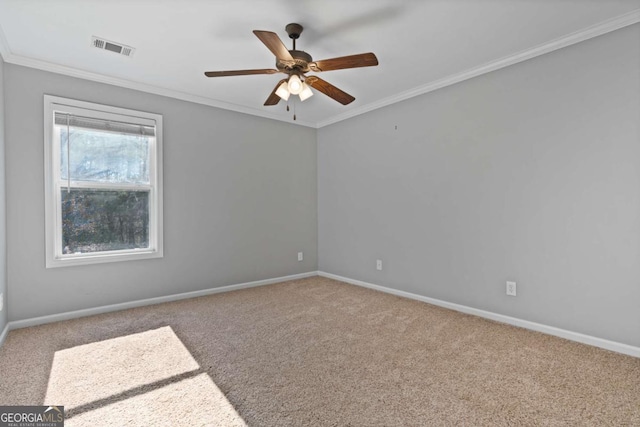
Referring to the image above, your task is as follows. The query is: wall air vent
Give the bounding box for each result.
[91,36,135,57]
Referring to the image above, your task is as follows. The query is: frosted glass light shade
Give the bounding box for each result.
[299,83,313,101]
[288,75,303,95]
[275,82,290,100]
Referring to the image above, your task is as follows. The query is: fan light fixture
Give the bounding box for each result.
[275,81,290,101]
[276,76,314,102]
[288,74,303,94]
[299,82,313,101]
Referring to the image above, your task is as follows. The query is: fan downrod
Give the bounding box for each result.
[275,23,312,73]
[286,23,303,50]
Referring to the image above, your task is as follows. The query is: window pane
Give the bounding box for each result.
[61,189,150,254]
[59,127,150,184]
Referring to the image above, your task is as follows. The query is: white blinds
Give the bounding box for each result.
[54,112,155,137]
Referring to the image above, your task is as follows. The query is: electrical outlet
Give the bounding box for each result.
[506,281,517,296]
[376,259,383,271]
[297,252,303,261]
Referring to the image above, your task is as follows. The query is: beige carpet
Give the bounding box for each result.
[0,276,638,426]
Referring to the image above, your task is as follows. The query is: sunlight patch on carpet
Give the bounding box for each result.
[64,373,246,427]
[44,326,246,426]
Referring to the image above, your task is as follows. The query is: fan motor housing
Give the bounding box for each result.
[276,50,313,73]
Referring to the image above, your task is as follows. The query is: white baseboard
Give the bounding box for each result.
[7,271,317,331]
[4,270,638,359]
[318,271,640,359]
[0,323,9,348]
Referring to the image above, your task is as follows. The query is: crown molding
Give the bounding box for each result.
[0,23,10,61]
[1,10,638,129]
[2,53,317,128]
[317,9,640,128]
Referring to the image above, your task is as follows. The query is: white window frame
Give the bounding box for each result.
[44,95,163,268]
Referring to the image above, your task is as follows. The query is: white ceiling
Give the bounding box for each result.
[0,0,638,128]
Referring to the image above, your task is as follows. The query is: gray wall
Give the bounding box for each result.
[318,24,640,347]
[5,65,317,321]
[0,57,6,332]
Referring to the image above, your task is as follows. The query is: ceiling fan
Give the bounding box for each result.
[204,23,378,108]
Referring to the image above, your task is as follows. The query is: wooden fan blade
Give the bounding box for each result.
[264,79,287,106]
[253,30,294,61]
[305,76,355,105]
[204,69,280,77]
[310,53,378,72]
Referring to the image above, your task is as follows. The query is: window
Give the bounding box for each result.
[44,95,163,267]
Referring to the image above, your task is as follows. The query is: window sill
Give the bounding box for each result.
[46,249,163,268]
